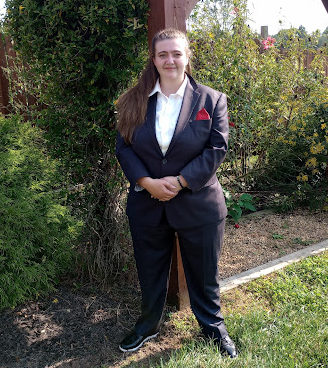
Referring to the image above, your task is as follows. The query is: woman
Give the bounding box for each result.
[115,28,237,358]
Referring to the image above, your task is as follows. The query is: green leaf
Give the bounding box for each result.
[243,202,256,211]
[239,193,253,202]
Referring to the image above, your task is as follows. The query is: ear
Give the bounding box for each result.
[185,56,189,66]
[184,48,191,66]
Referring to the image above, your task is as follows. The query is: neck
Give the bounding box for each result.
[160,75,185,97]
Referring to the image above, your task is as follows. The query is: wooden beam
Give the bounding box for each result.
[167,236,190,309]
[165,0,187,30]
[185,0,199,17]
[147,0,198,47]
[322,0,328,13]
[147,0,200,310]
[147,0,166,48]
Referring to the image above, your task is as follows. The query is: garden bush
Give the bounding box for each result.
[3,0,149,282]
[189,0,328,208]
[0,115,82,309]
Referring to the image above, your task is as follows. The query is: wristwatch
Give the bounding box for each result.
[176,175,184,189]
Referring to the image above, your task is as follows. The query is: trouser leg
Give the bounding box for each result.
[129,217,175,336]
[177,219,228,339]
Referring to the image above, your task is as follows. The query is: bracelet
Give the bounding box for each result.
[176,175,184,189]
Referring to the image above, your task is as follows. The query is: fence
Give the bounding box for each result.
[0,34,12,115]
[0,34,38,116]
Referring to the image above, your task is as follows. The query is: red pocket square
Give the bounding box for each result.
[195,108,210,120]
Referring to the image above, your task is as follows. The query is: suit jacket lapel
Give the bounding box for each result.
[145,93,164,157]
[165,77,200,156]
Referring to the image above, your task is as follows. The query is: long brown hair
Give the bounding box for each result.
[116,28,192,143]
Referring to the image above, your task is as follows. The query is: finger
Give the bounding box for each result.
[162,195,174,201]
[163,182,177,191]
[164,188,178,195]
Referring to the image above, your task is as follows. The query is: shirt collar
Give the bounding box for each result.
[148,74,188,98]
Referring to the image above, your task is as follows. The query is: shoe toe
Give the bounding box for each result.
[119,330,159,352]
[119,331,143,352]
[219,336,238,358]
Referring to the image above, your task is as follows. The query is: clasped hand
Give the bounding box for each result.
[137,176,182,201]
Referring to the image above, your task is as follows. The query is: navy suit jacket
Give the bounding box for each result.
[116,75,229,229]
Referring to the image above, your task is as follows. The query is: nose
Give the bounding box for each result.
[166,54,174,64]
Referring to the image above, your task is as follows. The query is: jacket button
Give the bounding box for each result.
[162,159,167,164]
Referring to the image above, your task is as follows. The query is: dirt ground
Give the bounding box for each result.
[0,209,327,368]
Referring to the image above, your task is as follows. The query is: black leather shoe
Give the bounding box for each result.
[119,330,159,352]
[217,335,238,358]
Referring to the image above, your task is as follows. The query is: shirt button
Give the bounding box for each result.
[162,159,167,165]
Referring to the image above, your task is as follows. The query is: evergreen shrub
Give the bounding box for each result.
[0,115,82,309]
[3,0,149,282]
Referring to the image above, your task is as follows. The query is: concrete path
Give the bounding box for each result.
[220,239,328,293]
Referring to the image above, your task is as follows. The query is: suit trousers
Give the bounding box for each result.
[129,211,228,340]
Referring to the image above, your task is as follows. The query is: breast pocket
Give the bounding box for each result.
[188,118,212,141]
[189,118,212,128]
[175,119,212,156]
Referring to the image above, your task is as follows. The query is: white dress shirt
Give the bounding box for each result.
[148,75,188,155]
[135,75,188,191]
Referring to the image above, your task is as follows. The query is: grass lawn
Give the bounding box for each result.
[121,251,328,368]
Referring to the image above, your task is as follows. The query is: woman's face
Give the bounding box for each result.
[153,38,189,83]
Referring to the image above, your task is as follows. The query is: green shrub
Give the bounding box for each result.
[0,115,82,309]
[264,100,328,209]
[3,0,149,282]
[4,0,148,171]
[188,0,328,208]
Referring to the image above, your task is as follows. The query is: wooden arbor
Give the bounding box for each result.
[146,0,199,310]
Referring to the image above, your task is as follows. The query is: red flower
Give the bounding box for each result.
[262,36,276,50]
[231,7,239,15]
[234,224,240,228]
[229,122,235,127]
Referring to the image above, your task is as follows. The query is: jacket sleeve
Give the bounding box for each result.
[115,132,151,187]
[179,93,229,192]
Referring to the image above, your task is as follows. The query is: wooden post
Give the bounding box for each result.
[147,0,199,310]
[167,236,190,309]
[147,0,186,48]
[147,0,199,47]
[261,26,268,39]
